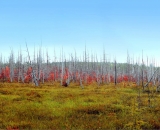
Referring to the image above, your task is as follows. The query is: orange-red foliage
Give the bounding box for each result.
[0,66,137,84]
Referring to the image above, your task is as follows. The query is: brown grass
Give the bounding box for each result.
[0,82,160,129]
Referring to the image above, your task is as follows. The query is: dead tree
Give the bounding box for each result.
[114,59,117,86]
[26,43,39,86]
[9,49,15,82]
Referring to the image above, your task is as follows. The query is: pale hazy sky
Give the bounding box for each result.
[0,0,160,63]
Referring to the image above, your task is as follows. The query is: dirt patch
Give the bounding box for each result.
[26,91,41,98]
[76,105,106,115]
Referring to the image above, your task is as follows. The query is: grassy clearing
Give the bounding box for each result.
[0,82,160,129]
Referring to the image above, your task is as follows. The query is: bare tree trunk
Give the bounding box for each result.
[26,43,39,86]
[60,48,64,86]
[141,51,144,91]
[9,49,14,82]
[114,59,117,86]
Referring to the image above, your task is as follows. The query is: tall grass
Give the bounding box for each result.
[0,82,160,129]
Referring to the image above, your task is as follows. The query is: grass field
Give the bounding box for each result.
[0,82,160,129]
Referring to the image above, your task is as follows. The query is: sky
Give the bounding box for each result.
[0,0,160,63]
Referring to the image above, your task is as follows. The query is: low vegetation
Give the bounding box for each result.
[0,82,160,129]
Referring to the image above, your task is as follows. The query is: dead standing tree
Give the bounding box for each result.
[9,49,15,82]
[114,59,117,86]
[26,43,39,86]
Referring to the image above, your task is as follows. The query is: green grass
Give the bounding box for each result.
[0,82,160,129]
